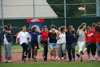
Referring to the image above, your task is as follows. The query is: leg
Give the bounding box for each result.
[62,44,66,60]
[96,43,100,61]
[49,43,54,60]
[67,44,72,61]
[91,43,96,60]
[57,44,62,60]
[8,42,12,62]
[4,44,8,62]
[71,43,76,61]
[0,45,2,62]
[28,43,31,60]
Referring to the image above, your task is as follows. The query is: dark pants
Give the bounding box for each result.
[40,40,48,60]
[21,43,29,60]
[67,43,76,61]
[86,42,96,56]
[28,42,34,59]
[0,45,2,62]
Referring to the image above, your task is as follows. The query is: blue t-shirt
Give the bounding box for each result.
[29,32,39,41]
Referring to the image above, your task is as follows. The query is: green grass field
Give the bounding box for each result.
[0,62,100,67]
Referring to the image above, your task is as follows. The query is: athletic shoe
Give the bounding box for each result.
[92,57,96,61]
[98,59,100,62]
[8,60,12,63]
[80,51,84,55]
[76,54,80,58]
[4,60,8,63]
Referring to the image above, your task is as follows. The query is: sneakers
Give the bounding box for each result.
[8,60,12,63]
[98,59,100,62]
[76,54,80,58]
[91,57,96,61]
[4,60,8,63]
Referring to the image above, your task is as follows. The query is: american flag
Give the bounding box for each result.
[78,5,85,11]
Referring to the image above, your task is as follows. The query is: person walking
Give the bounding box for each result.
[95,22,100,62]
[40,25,49,61]
[56,26,66,60]
[48,28,57,60]
[3,25,13,63]
[16,26,30,62]
[0,30,2,63]
[66,25,77,62]
[30,27,39,62]
[76,23,86,62]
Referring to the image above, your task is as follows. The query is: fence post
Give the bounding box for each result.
[64,0,67,27]
[1,0,4,28]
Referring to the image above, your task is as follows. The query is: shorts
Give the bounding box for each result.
[49,43,57,49]
[31,40,39,49]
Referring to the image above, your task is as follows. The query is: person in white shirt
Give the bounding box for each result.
[56,26,66,60]
[16,26,30,62]
[76,23,86,62]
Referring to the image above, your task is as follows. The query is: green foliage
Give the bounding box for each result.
[47,0,96,17]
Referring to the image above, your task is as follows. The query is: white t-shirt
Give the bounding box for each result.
[4,34,9,44]
[17,31,30,45]
[56,32,66,44]
[77,29,85,42]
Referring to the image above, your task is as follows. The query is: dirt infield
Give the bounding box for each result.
[2,52,98,63]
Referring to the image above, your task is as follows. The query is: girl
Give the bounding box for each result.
[49,29,57,60]
[56,26,66,60]
[76,23,86,62]
[3,25,13,63]
[30,27,39,61]
[16,26,30,62]
[40,25,49,61]
[95,22,100,62]
[66,25,77,62]
[83,26,95,61]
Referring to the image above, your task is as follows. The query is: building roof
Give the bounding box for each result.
[0,0,58,19]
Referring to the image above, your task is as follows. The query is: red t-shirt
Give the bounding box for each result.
[40,31,49,41]
[85,31,95,43]
[95,32,100,43]
[91,29,96,42]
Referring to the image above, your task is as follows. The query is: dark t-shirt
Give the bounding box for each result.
[49,33,57,43]
[66,31,77,44]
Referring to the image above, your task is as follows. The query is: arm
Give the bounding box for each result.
[56,32,60,40]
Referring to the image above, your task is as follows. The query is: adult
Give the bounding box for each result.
[48,29,57,60]
[16,26,30,62]
[3,25,13,63]
[77,23,86,62]
[66,25,77,62]
[56,26,66,60]
[40,25,49,61]
[95,22,100,62]
[0,30,2,63]
[30,27,39,61]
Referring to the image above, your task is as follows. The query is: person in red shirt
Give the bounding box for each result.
[40,25,49,61]
[95,22,100,62]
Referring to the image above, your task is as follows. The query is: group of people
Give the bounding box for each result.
[0,22,100,63]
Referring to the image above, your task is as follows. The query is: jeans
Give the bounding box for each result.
[21,43,29,60]
[0,45,2,62]
[67,43,76,61]
[28,42,34,59]
[96,43,100,57]
[40,40,48,59]
[4,42,12,59]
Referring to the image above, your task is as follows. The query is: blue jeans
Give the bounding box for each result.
[4,42,12,59]
[28,42,34,59]
[96,43,100,57]
[67,43,76,61]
